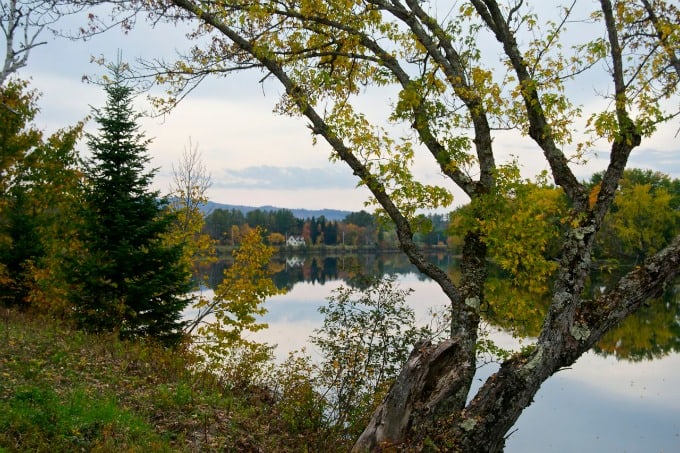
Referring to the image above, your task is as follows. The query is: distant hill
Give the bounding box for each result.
[202,201,353,221]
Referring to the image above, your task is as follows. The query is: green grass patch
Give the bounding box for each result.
[0,385,167,452]
[0,307,349,452]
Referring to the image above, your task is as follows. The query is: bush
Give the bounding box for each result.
[310,274,431,439]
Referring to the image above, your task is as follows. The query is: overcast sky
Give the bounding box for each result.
[14,6,680,212]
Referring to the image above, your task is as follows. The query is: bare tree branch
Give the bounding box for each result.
[0,0,87,85]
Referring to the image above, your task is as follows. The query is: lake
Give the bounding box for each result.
[193,253,680,452]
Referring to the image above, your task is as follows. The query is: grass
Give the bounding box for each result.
[1,386,166,452]
[0,307,337,452]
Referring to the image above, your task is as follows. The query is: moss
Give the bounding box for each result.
[464,296,480,310]
[570,323,591,341]
[460,417,477,432]
[522,346,543,372]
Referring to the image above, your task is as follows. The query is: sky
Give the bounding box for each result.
[19,12,376,212]
[12,4,680,212]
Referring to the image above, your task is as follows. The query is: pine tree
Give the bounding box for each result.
[72,62,191,346]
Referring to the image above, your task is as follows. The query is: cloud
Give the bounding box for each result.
[569,145,680,183]
[212,165,359,190]
[628,147,680,177]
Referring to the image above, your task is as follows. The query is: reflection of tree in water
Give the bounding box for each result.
[271,253,455,288]
[483,269,549,339]
[206,254,679,361]
[207,252,455,290]
[589,269,680,362]
[484,264,680,362]
[594,288,680,361]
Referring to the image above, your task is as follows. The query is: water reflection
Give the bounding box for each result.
[203,252,680,362]
[588,266,680,361]
[207,252,452,290]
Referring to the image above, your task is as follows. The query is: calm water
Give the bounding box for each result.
[195,253,680,452]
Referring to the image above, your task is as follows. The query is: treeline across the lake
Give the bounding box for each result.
[203,207,450,249]
[449,168,680,266]
[203,168,680,264]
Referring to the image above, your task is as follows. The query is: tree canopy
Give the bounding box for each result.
[0,79,83,310]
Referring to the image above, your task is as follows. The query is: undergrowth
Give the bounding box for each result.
[0,308,343,452]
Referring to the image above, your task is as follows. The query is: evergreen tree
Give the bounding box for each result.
[71,62,191,346]
[309,217,319,244]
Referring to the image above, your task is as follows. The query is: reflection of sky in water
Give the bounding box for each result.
[251,273,451,359]
[473,353,680,452]
[191,273,680,452]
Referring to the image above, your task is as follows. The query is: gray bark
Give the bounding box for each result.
[352,339,472,451]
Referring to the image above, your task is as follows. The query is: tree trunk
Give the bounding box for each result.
[352,338,475,452]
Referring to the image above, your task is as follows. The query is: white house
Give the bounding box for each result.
[286,236,306,247]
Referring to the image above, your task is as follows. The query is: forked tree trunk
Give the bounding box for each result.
[352,337,554,452]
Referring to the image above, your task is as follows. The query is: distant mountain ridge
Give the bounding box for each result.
[202,201,353,221]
